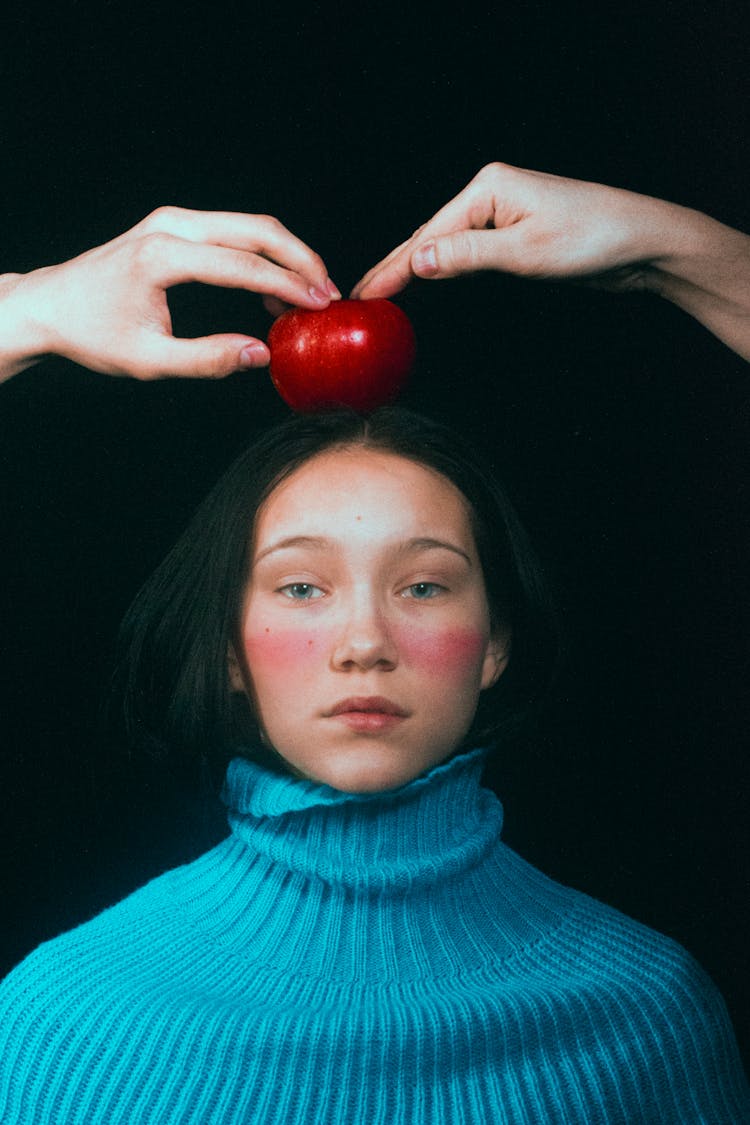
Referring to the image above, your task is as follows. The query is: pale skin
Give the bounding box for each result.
[0,206,341,382]
[228,447,509,794]
[352,162,750,362]
[1,162,748,382]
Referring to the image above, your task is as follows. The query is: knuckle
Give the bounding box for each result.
[200,345,232,378]
[130,351,169,380]
[131,231,176,271]
[140,204,182,232]
[478,161,508,182]
[257,213,284,233]
[127,344,178,382]
[308,251,327,276]
[512,224,555,277]
[449,230,478,272]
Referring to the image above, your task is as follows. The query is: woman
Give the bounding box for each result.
[0,165,748,1122]
[1,405,748,1122]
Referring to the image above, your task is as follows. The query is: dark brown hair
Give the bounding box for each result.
[116,408,559,771]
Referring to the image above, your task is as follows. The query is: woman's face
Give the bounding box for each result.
[230,447,509,792]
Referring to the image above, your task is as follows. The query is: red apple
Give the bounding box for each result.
[268,298,416,413]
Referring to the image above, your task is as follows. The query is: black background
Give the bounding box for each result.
[1,1,748,1068]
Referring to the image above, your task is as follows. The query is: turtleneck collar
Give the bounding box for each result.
[221,746,503,892]
[205,745,571,982]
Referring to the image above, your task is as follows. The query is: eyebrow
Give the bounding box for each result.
[254,535,331,563]
[254,535,473,565]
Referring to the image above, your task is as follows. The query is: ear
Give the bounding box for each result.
[480,629,511,691]
[227,644,246,693]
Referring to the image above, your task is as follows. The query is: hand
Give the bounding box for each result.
[353,162,691,298]
[353,162,750,360]
[0,207,340,382]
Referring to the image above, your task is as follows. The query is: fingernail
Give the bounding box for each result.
[413,241,438,276]
[240,343,269,367]
[327,279,342,299]
[308,285,329,304]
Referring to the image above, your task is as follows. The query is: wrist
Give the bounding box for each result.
[0,267,59,382]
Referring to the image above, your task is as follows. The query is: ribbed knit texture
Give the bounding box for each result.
[0,746,748,1123]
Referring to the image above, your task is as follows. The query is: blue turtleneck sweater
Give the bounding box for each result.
[0,747,747,1123]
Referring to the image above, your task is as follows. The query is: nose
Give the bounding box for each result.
[331,593,398,672]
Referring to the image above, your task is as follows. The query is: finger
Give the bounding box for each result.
[351,236,415,298]
[357,234,415,284]
[142,236,335,309]
[353,227,443,298]
[352,259,412,299]
[410,225,538,281]
[355,165,530,299]
[262,294,291,318]
[132,333,270,381]
[139,207,336,293]
[354,178,498,298]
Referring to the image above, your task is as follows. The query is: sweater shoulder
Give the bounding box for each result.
[529,884,750,1115]
[528,868,732,1038]
[0,837,232,1015]
[0,838,747,1124]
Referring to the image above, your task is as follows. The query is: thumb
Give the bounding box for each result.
[146,334,270,380]
[411,227,527,280]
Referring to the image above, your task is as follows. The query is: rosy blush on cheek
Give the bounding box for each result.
[394,625,488,675]
[242,626,332,673]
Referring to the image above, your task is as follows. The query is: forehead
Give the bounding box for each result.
[253,447,476,547]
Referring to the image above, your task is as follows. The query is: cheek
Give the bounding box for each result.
[394,625,488,677]
[241,623,488,680]
[242,625,332,675]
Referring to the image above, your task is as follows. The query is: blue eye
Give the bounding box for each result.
[280,583,324,601]
[405,582,442,599]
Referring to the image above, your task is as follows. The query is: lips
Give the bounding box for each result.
[327,696,409,718]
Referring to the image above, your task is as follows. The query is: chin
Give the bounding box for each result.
[301,746,445,795]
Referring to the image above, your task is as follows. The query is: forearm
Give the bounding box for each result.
[642,204,750,360]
